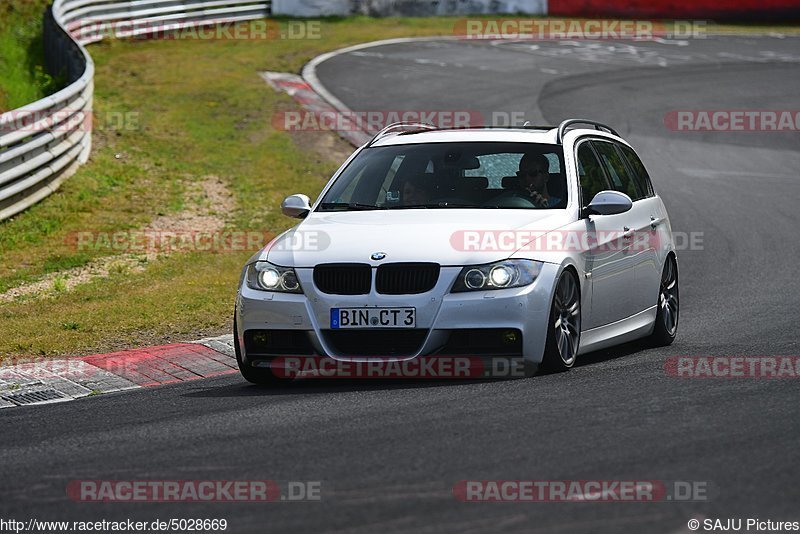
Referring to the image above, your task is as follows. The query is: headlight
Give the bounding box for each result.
[246,262,303,293]
[451,260,542,293]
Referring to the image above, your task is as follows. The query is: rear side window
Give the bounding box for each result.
[576,142,609,206]
[465,152,522,189]
[593,141,643,201]
[617,144,654,198]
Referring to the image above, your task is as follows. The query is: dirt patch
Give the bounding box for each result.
[0,175,235,303]
[150,174,234,233]
[0,255,150,302]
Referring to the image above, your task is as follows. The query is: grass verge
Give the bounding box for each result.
[0,16,471,358]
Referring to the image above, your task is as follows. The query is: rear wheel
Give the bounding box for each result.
[649,255,679,346]
[234,316,293,386]
[541,270,581,372]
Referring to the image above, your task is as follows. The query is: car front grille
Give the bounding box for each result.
[313,263,372,295]
[322,329,428,357]
[376,263,440,295]
[312,262,440,295]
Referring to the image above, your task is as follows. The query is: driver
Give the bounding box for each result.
[515,153,561,208]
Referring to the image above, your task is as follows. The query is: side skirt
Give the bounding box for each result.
[577,306,657,355]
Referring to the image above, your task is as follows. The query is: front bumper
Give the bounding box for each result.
[235,263,561,366]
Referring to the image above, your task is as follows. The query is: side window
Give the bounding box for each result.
[593,141,642,201]
[576,142,610,207]
[617,144,654,198]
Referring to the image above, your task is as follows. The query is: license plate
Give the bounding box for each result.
[330,307,416,329]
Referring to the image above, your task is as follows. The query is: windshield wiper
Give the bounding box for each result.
[388,202,480,209]
[436,202,481,208]
[318,202,386,211]
[390,202,483,210]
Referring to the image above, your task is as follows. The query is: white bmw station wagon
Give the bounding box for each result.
[234,120,679,383]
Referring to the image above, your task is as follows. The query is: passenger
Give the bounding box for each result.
[402,174,435,205]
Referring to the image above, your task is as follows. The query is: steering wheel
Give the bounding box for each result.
[489,190,538,209]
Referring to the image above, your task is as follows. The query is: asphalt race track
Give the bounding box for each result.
[3,36,800,533]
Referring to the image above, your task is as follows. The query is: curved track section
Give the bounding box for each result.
[2,36,799,533]
[312,36,800,348]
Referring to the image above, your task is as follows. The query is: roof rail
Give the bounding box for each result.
[367,122,437,147]
[520,124,557,130]
[439,124,556,131]
[556,119,619,144]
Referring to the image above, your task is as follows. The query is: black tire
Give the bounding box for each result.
[649,255,679,346]
[540,269,581,372]
[234,316,293,386]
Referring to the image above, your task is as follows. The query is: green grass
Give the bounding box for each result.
[0,0,60,111]
[0,14,798,358]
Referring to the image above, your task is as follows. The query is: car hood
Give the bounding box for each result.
[260,209,573,267]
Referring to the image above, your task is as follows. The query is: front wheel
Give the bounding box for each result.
[649,255,679,346]
[541,270,581,372]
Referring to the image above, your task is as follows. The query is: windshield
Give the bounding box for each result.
[318,142,567,211]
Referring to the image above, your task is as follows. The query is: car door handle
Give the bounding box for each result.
[623,226,633,239]
[650,216,663,229]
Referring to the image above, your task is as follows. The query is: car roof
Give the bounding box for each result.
[369,127,561,147]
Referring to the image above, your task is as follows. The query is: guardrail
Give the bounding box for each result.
[0,0,271,222]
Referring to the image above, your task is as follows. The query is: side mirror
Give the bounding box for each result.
[584,190,633,217]
[281,194,312,218]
